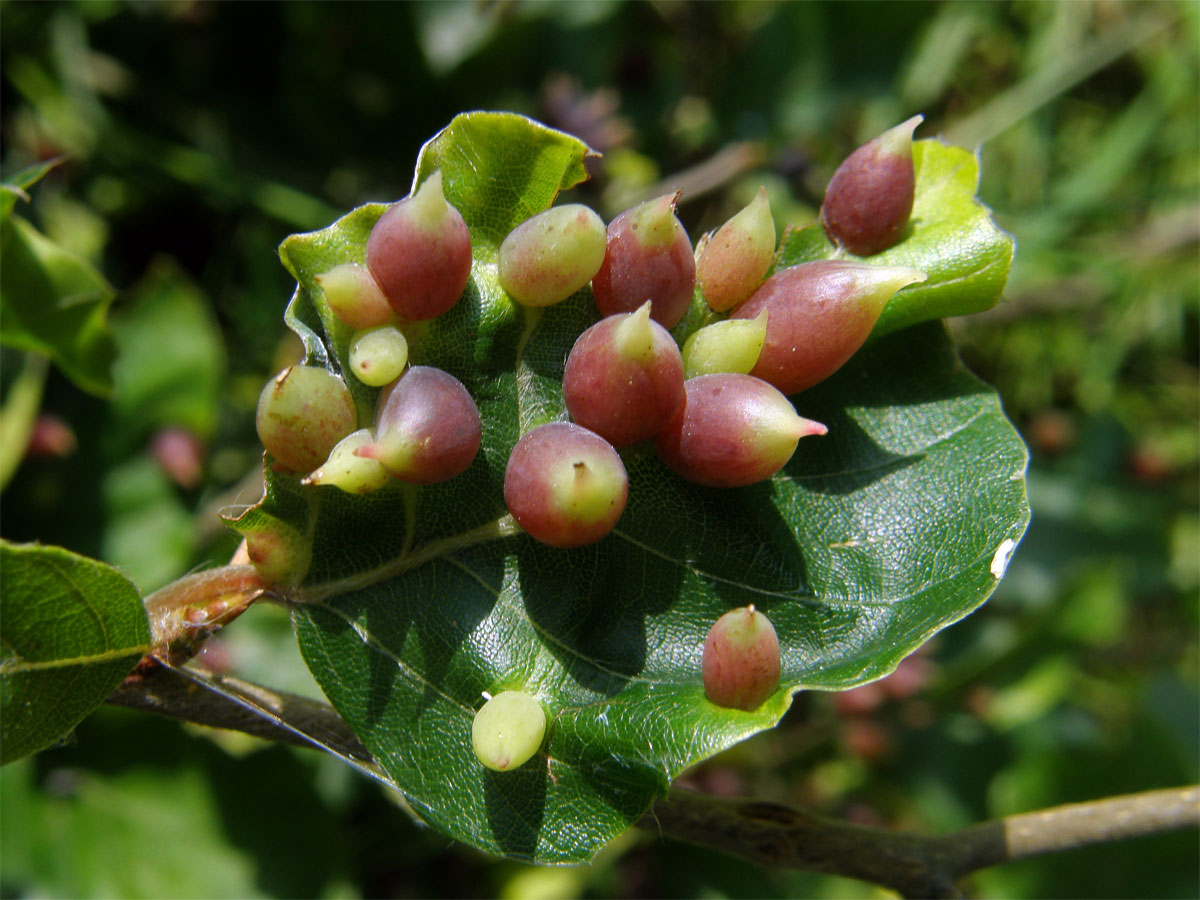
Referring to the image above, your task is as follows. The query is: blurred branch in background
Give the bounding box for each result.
[944,9,1175,146]
[610,140,766,212]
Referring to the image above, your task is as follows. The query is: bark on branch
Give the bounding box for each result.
[110,669,1199,896]
[110,664,371,764]
[643,786,1200,898]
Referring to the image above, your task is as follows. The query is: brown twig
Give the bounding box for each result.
[608,141,767,213]
[108,664,372,764]
[643,785,1200,898]
[138,564,275,668]
[949,786,1200,868]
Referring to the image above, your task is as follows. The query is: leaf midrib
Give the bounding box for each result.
[299,399,1002,612]
[299,515,519,603]
[0,643,150,674]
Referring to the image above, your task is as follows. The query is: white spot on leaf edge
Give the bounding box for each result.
[990,539,1017,579]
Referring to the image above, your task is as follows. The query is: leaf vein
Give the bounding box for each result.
[0,643,149,674]
[300,516,518,603]
[611,528,824,606]
[793,405,990,482]
[444,556,655,688]
[304,599,475,715]
[922,246,1010,293]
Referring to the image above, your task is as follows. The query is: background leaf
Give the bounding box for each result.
[110,260,225,441]
[0,213,117,396]
[0,541,150,764]
[232,113,1030,862]
[0,156,64,224]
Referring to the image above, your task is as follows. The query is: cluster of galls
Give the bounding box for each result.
[254,117,927,768]
[500,117,929,548]
[255,170,482,500]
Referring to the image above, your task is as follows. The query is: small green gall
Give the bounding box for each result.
[255,365,357,474]
[244,519,312,588]
[302,428,392,495]
[349,325,409,387]
[681,309,768,379]
[471,690,547,772]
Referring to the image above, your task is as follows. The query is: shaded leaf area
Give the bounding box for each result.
[0,542,150,764]
[0,211,117,397]
[232,113,1029,862]
[779,141,1016,338]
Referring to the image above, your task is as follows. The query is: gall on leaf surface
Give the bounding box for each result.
[229,113,1029,864]
[776,139,1016,339]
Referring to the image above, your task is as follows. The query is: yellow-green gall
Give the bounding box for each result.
[471,690,547,772]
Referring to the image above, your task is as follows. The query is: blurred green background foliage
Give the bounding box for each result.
[1,1,1196,897]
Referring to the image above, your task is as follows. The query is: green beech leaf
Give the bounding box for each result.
[233,112,1029,863]
[0,213,117,396]
[775,140,1016,338]
[0,542,151,764]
